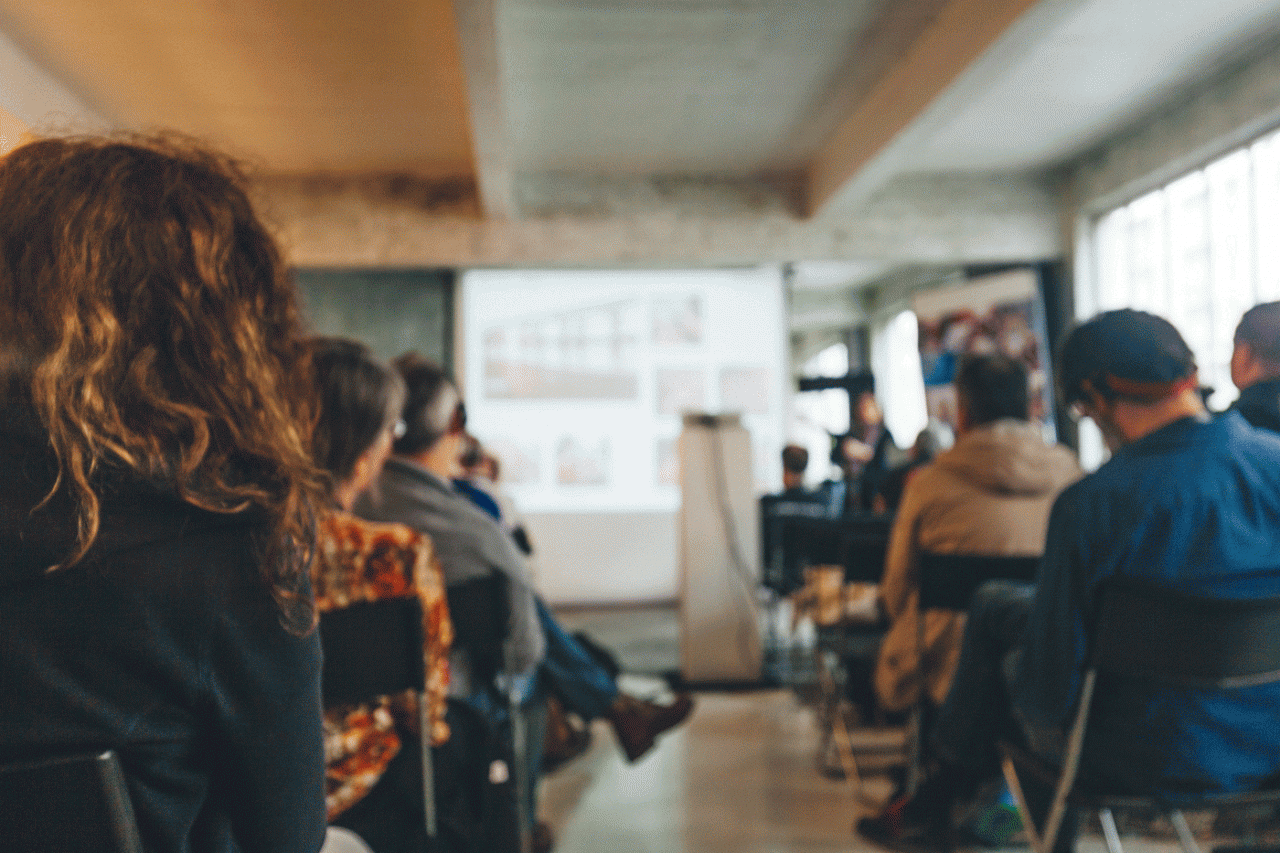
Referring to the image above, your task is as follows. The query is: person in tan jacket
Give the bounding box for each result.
[873,353,1081,713]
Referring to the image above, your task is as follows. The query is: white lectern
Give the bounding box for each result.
[678,413,762,683]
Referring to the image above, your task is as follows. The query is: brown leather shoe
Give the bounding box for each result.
[542,695,592,774]
[531,820,555,853]
[605,693,695,762]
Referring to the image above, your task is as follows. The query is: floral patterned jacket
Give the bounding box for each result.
[313,512,453,820]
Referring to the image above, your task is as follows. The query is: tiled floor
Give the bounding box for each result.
[541,605,1225,853]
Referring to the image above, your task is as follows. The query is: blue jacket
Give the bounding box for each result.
[1013,412,1280,799]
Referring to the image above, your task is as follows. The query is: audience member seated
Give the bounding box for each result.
[873,354,1080,717]
[455,434,536,557]
[830,390,907,514]
[859,309,1280,853]
[308,338,457,853]
[353,354,546,849]
[358,355,694,851]
[781,443,811,494]
[872,420,954,513]
[452,433,694,772]
[761,444,832,594]
[0,135,327,853]
[1229,300,1280,432]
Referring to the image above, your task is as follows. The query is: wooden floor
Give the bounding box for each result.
[541,605,1243,853]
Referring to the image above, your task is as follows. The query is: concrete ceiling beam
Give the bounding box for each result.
[451,0,517,219]
[807,0,1086,217]
[258,169,1061,268]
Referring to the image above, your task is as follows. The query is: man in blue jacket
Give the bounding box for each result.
[859,309,1280,853]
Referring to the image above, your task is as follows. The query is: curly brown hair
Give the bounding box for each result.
[0,133,327,631]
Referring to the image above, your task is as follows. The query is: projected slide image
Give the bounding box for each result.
[656,368,706,415]
[463,268,786,511]
[652,296,703,345]
[720,366,771,415]
[556,436,611,486]
[483,299,642,400]
[484,438,542,486]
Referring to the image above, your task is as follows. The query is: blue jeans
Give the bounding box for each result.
[536,598,619,721]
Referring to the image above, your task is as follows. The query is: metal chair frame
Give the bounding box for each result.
[999,578,1280,853]
[0,749,143,853]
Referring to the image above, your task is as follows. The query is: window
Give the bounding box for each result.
[1084,129,1280,413]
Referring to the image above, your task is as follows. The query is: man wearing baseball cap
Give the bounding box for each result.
[859,309,1280,853]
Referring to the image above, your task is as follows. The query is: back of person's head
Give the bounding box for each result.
[392,352,463,456]
[309,337,406,487]
[781,444,809,476]
[1057,308,1197,408]
[1235,301,1280,370]
[955,353,1030,426]
[912,420,953,461]
[0,134,324,624]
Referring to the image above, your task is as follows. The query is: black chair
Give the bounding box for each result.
[807,514,896,795]
[999,578,1280,853]
[0,749,143,853]
[905,552,1040,792]
[319,595,437,837]
[759,498,839,595]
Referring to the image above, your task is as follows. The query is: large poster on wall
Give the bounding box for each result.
[912,268,1056,438]
[462,268,787,514]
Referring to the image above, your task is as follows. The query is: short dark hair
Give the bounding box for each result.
[1057,309,1197,407]
[781,444,809,475]
[309,337,405,486]
[392,352,462,456]
[1235,301,1280,366]
[955,353,1029,426]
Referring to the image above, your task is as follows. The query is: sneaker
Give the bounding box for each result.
[857,799,952,853]
[606,693,695,762]
[856,781,955,853]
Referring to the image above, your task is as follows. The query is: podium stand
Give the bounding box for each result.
[678,413,762,683]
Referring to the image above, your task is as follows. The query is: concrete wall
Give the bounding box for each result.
[295,268,454,371]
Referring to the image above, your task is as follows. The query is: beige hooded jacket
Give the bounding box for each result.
[873,419,1081,712]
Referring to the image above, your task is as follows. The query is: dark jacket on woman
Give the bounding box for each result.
[0,408,327,853]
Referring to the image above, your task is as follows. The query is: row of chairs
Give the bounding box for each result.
[769,509,1280,853]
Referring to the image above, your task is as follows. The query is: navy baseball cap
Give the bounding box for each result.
[1057,309,1197,406]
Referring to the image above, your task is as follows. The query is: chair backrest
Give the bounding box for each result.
[837,513,893,584]
[0,750,143,853]
[759,494,831,593]
[320,596,425,707]
[445,572,511,690]
[917,552,1040,611]
[1093,577,1280,688]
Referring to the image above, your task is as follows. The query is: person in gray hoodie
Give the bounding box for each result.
[873,353,1081,714]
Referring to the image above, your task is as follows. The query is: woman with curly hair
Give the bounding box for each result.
[0,135,329,853]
